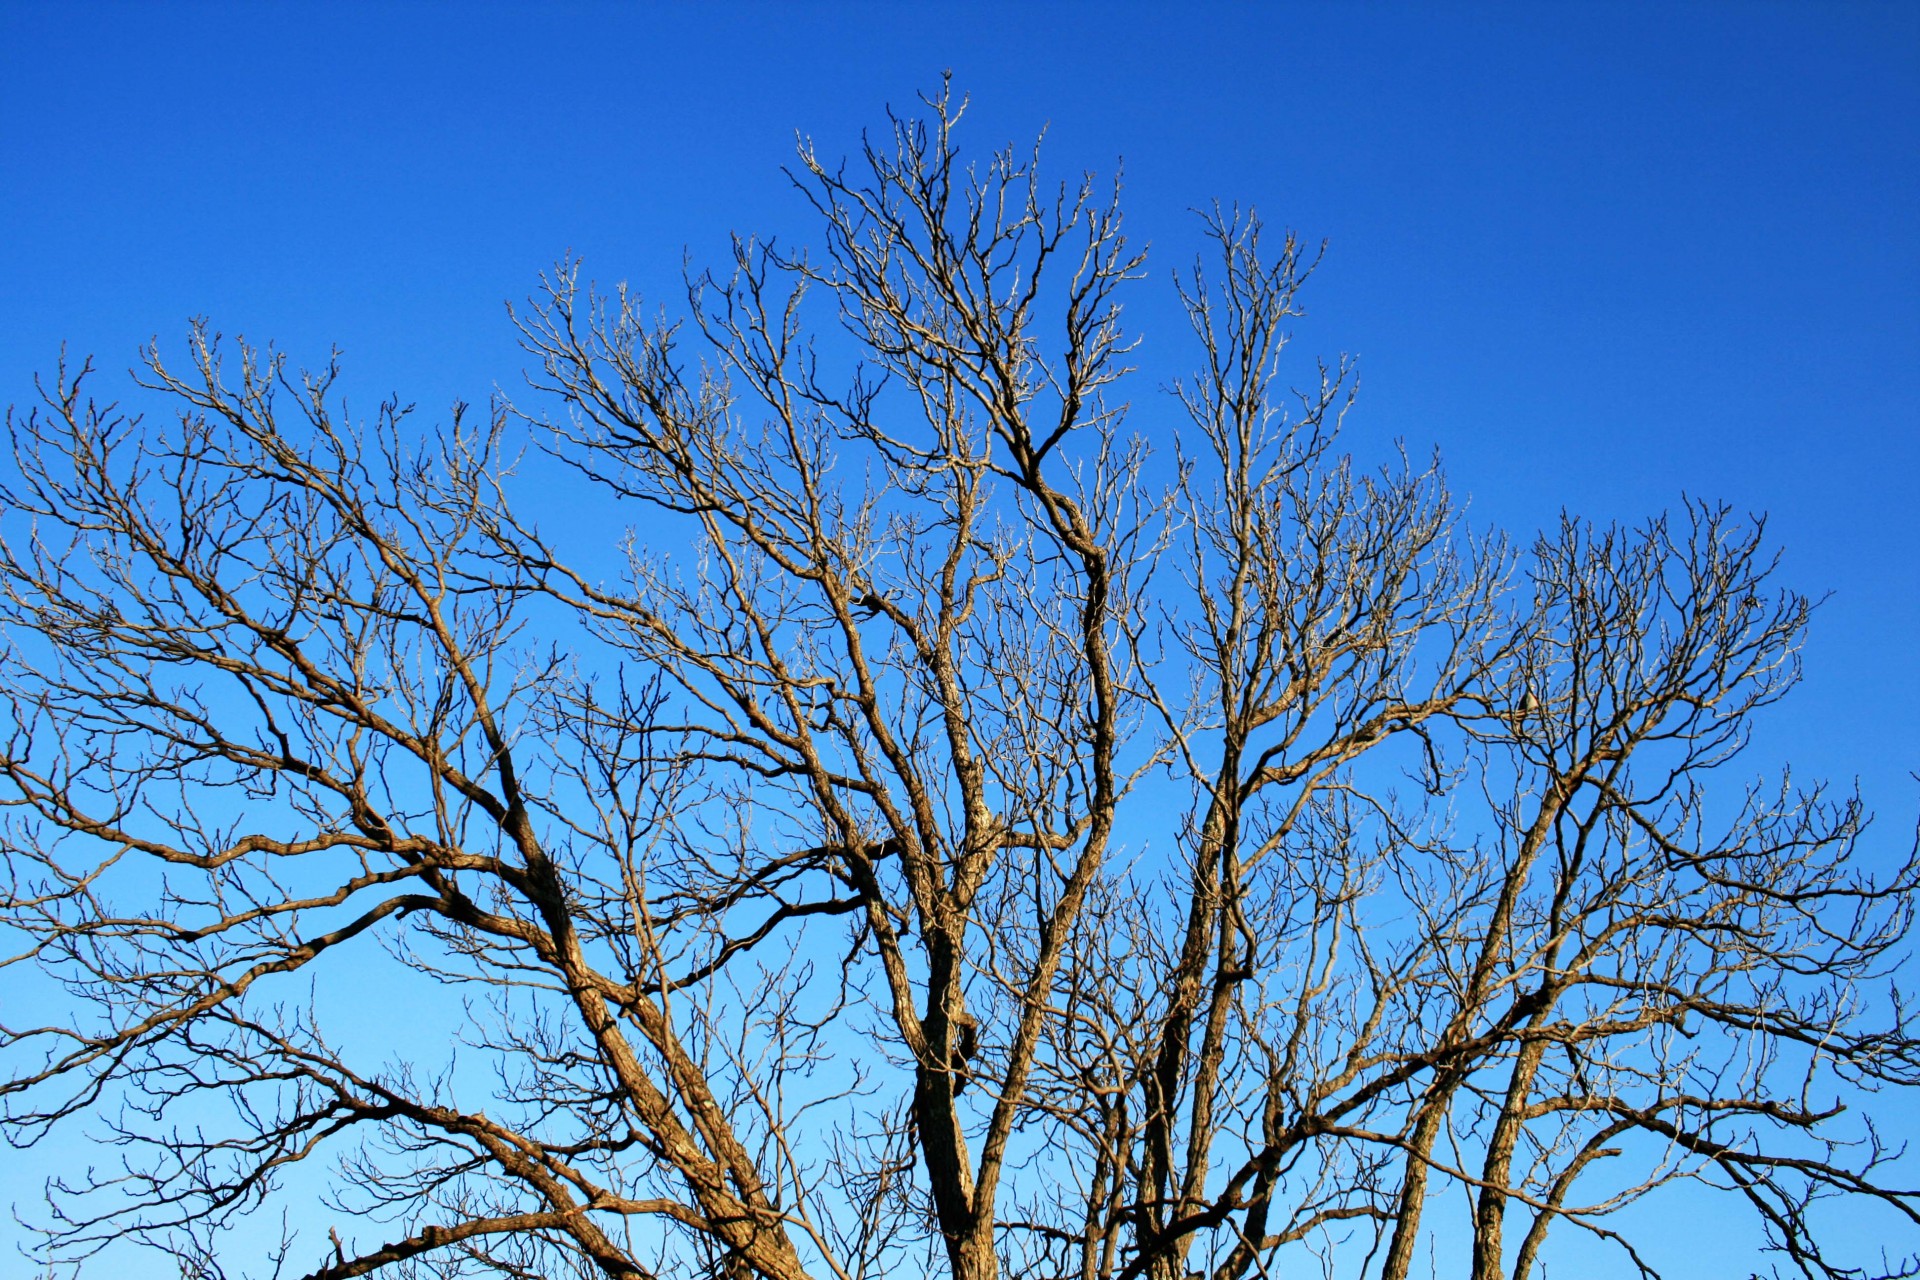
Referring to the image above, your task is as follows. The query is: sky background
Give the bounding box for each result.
[2,3,1917,1276]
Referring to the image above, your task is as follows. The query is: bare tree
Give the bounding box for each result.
[3,84,1916,1280]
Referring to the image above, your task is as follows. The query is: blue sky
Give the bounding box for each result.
[2,3,1916,1274]
[4,3,1914,800]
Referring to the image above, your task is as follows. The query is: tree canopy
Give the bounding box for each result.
[3,87,1916,1280]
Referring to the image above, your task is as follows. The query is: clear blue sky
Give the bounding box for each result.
[2,3,1916,1274]
[4,4,1914,798]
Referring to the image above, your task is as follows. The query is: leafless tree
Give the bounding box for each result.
[4,84,1917,1280]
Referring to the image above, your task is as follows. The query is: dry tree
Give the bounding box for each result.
[3,83,1916,1280]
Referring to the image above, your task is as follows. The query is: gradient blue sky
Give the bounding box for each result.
[5,3,1916,788]
[2,2,1917,1274]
